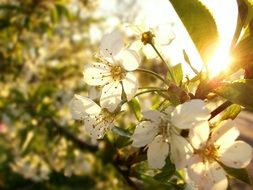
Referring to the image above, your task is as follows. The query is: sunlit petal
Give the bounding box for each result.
[187,155,207,188]
[142,45,157,59]
[164,106,174,115]
[220,141,252,168]
[117,49,140,71]
[171,99,210,129]
[69,94,101,120]
[170,134,193,169]
[187,156,227,190]
[83,63,111,86]
[142,110,164,122]
[147,135,169,169]
[129,40,143,51]
[189,121,210,149]
[122,72,138,101]
[100,81,122,112]
[100,30,124,57]
[209,120,239,147]
[205,161,228,190]
[155,24,175,45]
[132,121,159,147]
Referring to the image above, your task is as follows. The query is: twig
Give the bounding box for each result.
[50,119,98,152]
[209,101,232,121]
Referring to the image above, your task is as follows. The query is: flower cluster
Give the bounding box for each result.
[70,29,253,190]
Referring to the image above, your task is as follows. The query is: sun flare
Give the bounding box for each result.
[200,0,238,78]
[135,0,238,78]
[207,48,233,78]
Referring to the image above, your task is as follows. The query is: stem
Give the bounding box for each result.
[149,43,176,82]
[112,162,137,189]
[49,118,98,152]
[208,101,232,121]
[135,68,170,85]
[134,89,167,98]
[138,86,166,90]
[183,50,199,75]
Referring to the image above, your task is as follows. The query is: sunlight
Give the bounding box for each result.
[200,0,238,77]
[135,0,204,78]
[136,0,238,78]
[207,47,233,77]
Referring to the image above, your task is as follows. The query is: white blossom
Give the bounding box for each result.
[132,99,210,169]
[187,119,253,190]
[83,30,140,112]
[70,94,116,139]
[127,23,175,59]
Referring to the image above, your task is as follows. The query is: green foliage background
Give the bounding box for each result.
[0,0,132,189]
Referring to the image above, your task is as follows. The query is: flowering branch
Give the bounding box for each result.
[135,68,170,85]
[149,42,176,83]
[50,118,98,152]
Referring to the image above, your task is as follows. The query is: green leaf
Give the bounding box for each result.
[168,64,183,86]
[231,0,248,48]
[170,0,219,63]
[222,165,252,186]
[56,4,70,19]
[221,104,242,121]
[128,98,141,121]
[232,35,253,73]
[112,126,133,148]
[0,4,26,12]
[112,126,132,138]
[154,158,176,182]
[50,7,58,23]
[215,79,253,111]
[0,19,10,30]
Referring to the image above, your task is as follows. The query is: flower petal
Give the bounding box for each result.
[147,135,169,169]
[83,63,111,86]
[155,24,175,45]
[170,134,193,169]
[100,81,122,112]
[142,45,157,59]
[187,156,227,190]
[70,94,101,120]
[219,141,252,168]
[205,162,228,190]
[209,120,239,148]
[205,161,228,190]
[100,30,124,57]
[142,110,164,122]
[164,106,174,115]
[187,155,207,189]
[171,99,210,129]
[129,40,143,51]
[189,121,210,149]
[122,72,138,101]
[132,121,159,147]
[117,49,140,71]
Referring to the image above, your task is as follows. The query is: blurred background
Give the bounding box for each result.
[0,0,252,189]
[0,0,138,189]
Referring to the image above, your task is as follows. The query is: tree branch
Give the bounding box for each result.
[50,119,98,152]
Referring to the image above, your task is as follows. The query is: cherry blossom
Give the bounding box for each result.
[132,99,210,169]
[70,94,116,139]
[83,30,140,112]
[187,119,253,190]
[127,23,175,59]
